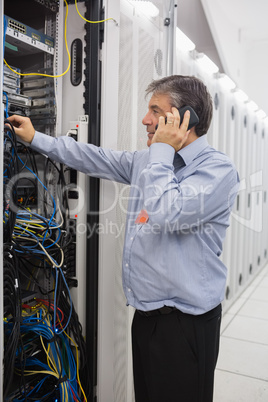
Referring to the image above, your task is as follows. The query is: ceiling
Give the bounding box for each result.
[177,0,268,114]
[212,0,268,41]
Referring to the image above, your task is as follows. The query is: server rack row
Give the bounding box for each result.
[96,1,268,401]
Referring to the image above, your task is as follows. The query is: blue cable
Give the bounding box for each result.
[53,267,59,332]
[3,16,7,58]
[3,91,9,118]
[15,154,62,257]
[6,140,78,400]
[16,210,62,248]
[17,154,56,225]
[26,375,49,396]
[13,224,40,242]
[17,210,59,228]
[53,266,73,335]
[17,311,82,401]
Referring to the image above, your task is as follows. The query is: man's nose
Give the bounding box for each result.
[142,113,152,126]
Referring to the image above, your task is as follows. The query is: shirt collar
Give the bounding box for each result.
[177,135,209,166]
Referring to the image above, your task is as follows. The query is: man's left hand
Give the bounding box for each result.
[152,107,190,152]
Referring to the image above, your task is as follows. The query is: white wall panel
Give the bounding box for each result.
[99,1,165,401]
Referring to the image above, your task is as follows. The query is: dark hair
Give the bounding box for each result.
[145,75,213,137]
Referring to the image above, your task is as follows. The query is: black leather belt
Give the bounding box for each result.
[136,306,177,317]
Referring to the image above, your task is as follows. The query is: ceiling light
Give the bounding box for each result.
[130,1,159,18]
[233,89,248,103]
[176,28,195,52]
[218,74,236,91]
[246,100,258,111]
[196,53,219,74]
[256,109,266,119]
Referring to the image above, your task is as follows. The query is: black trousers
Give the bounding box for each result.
[132,304,222,402]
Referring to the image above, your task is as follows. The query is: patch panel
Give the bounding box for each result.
[7,18,26,34]
[5,15,54,55]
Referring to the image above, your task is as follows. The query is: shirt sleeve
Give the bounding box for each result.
[138,142,240,230]
[31,131,135,185]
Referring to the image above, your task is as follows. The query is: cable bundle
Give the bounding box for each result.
[3,119,20,243]
[8,301,87,401]
[3,120,90,401]
[3,244,22,399]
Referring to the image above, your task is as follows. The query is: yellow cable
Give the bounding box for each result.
[13,224,35,237]
[11,234,64,268]
[40,335,58,373]
[15,306,68,399]
[20,369,60,378]
[4,0,70,78]
[38,241,64,268]
[17,207,64,230]
[63,329,87,402]
[42,308,69,401]
[14,222,45,238]
[39,307,62,374]
[75,0,115,24]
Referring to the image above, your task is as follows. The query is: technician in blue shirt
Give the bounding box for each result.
[9,75,239,402]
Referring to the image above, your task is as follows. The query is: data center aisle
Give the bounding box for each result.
[214,264,268,401]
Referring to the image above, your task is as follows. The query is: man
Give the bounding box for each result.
[8,75,239,402]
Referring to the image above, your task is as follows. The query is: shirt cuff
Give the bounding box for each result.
[31,131,55,153]
[149,143,175,165]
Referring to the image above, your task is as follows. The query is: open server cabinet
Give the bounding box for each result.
[0,0,172,400]
[0,0,103,400]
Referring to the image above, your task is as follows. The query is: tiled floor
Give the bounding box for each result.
[214,265,268,401]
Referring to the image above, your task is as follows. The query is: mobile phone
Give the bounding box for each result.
[155,105,199,130]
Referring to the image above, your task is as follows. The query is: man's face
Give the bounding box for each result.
[142,93,172,147]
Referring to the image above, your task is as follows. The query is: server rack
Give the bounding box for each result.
[1,1,102,400]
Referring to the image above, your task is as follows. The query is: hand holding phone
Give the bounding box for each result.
[155,105,199,130]
[152,105,199,152]
[178,106,199,130]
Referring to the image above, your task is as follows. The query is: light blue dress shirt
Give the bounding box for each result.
[31,132,239,315]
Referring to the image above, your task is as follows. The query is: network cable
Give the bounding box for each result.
[3,120,90,400]
[75,0,117,24]
[4,0,70,78]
